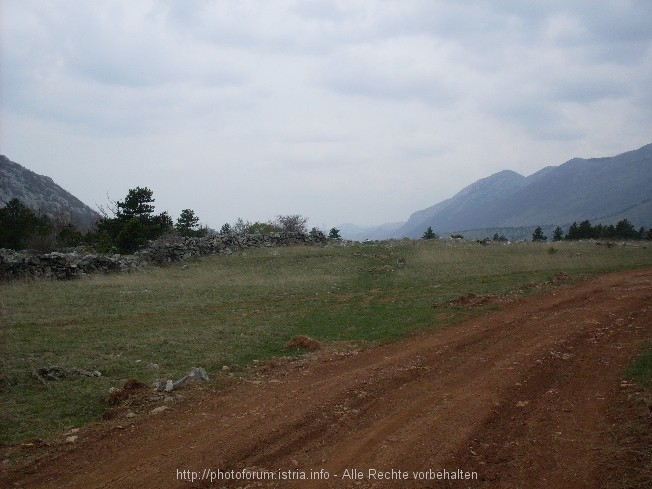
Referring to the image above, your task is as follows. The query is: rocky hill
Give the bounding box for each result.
[0,155,100,230]
[395,142,652,238]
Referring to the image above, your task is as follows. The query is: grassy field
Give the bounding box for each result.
[2,238,652,444]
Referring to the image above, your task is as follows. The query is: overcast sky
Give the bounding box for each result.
[2,1,651,230]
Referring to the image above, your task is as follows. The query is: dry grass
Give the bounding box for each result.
[1,239,651,444]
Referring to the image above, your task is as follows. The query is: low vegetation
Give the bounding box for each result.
[2,239,652,444]
[625,342,652,387]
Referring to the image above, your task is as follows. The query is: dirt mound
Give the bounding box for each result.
[106,378,148,406]
[284,335,321,351]
[3,268,651,489]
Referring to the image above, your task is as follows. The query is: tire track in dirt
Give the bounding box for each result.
[3,268,651,489]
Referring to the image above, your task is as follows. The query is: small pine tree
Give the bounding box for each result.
[176,209,201,237]
[578,220,593,239]
[328,227,342,240]
[220,223,232,236]
[422,226,437,240]
[532,226,547,242]
[552,226,563,242]
[615,218,637,239]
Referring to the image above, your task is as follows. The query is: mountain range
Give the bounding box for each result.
[2,143,651,240]
[0,155,100,230]
[341,142,652,240]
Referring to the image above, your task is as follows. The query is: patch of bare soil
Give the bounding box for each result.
[2,268,651,489]
[284,335,322,351]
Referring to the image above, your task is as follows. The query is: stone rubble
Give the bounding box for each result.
[0,231,327,281]
[155,367,209,392]
[32,366,102,383]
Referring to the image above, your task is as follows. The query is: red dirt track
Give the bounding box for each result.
[3,268,652,488]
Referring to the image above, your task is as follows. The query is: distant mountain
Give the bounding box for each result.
[1,155,100,230]
[395,142,652,238]
[337,221,404,241]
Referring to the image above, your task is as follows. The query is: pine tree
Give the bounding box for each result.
[0,198,50,249]
[176,209,203,237]
[220,223,232,236]
[422,226,437,240]
[532,226,547,242]
[552,226,563,242]
[328,227,342,240]
[95,187,173,252]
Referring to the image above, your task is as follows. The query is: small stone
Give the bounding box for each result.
[65,436,78,443]
[516,400,530,408]
[150,406,168,414]
[165,380,174,392]
[126,411,137,418]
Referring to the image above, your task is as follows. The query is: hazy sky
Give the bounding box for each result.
[2,1,651,230]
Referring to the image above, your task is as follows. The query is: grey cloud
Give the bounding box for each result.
[490,102,584,142]
[2,0,651,229]
[315,37,463,107]
[549,75,630,104]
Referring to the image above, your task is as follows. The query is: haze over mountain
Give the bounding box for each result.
[4,142,651,241]
[1,155,101,230]
[341,143,652,240]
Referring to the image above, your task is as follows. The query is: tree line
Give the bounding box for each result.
[0,188,207,252]
[1,187,332,253]
[7,186,648,253]
[532,218,652,242]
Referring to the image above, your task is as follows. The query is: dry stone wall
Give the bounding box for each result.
[0,232,327,280]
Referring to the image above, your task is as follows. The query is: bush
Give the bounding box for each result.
[274,215,308,233]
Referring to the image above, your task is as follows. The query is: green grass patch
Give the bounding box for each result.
[625,342,652,387]
[1,239,651,444]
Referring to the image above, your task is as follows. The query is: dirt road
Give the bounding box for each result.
[4,268,652,488]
